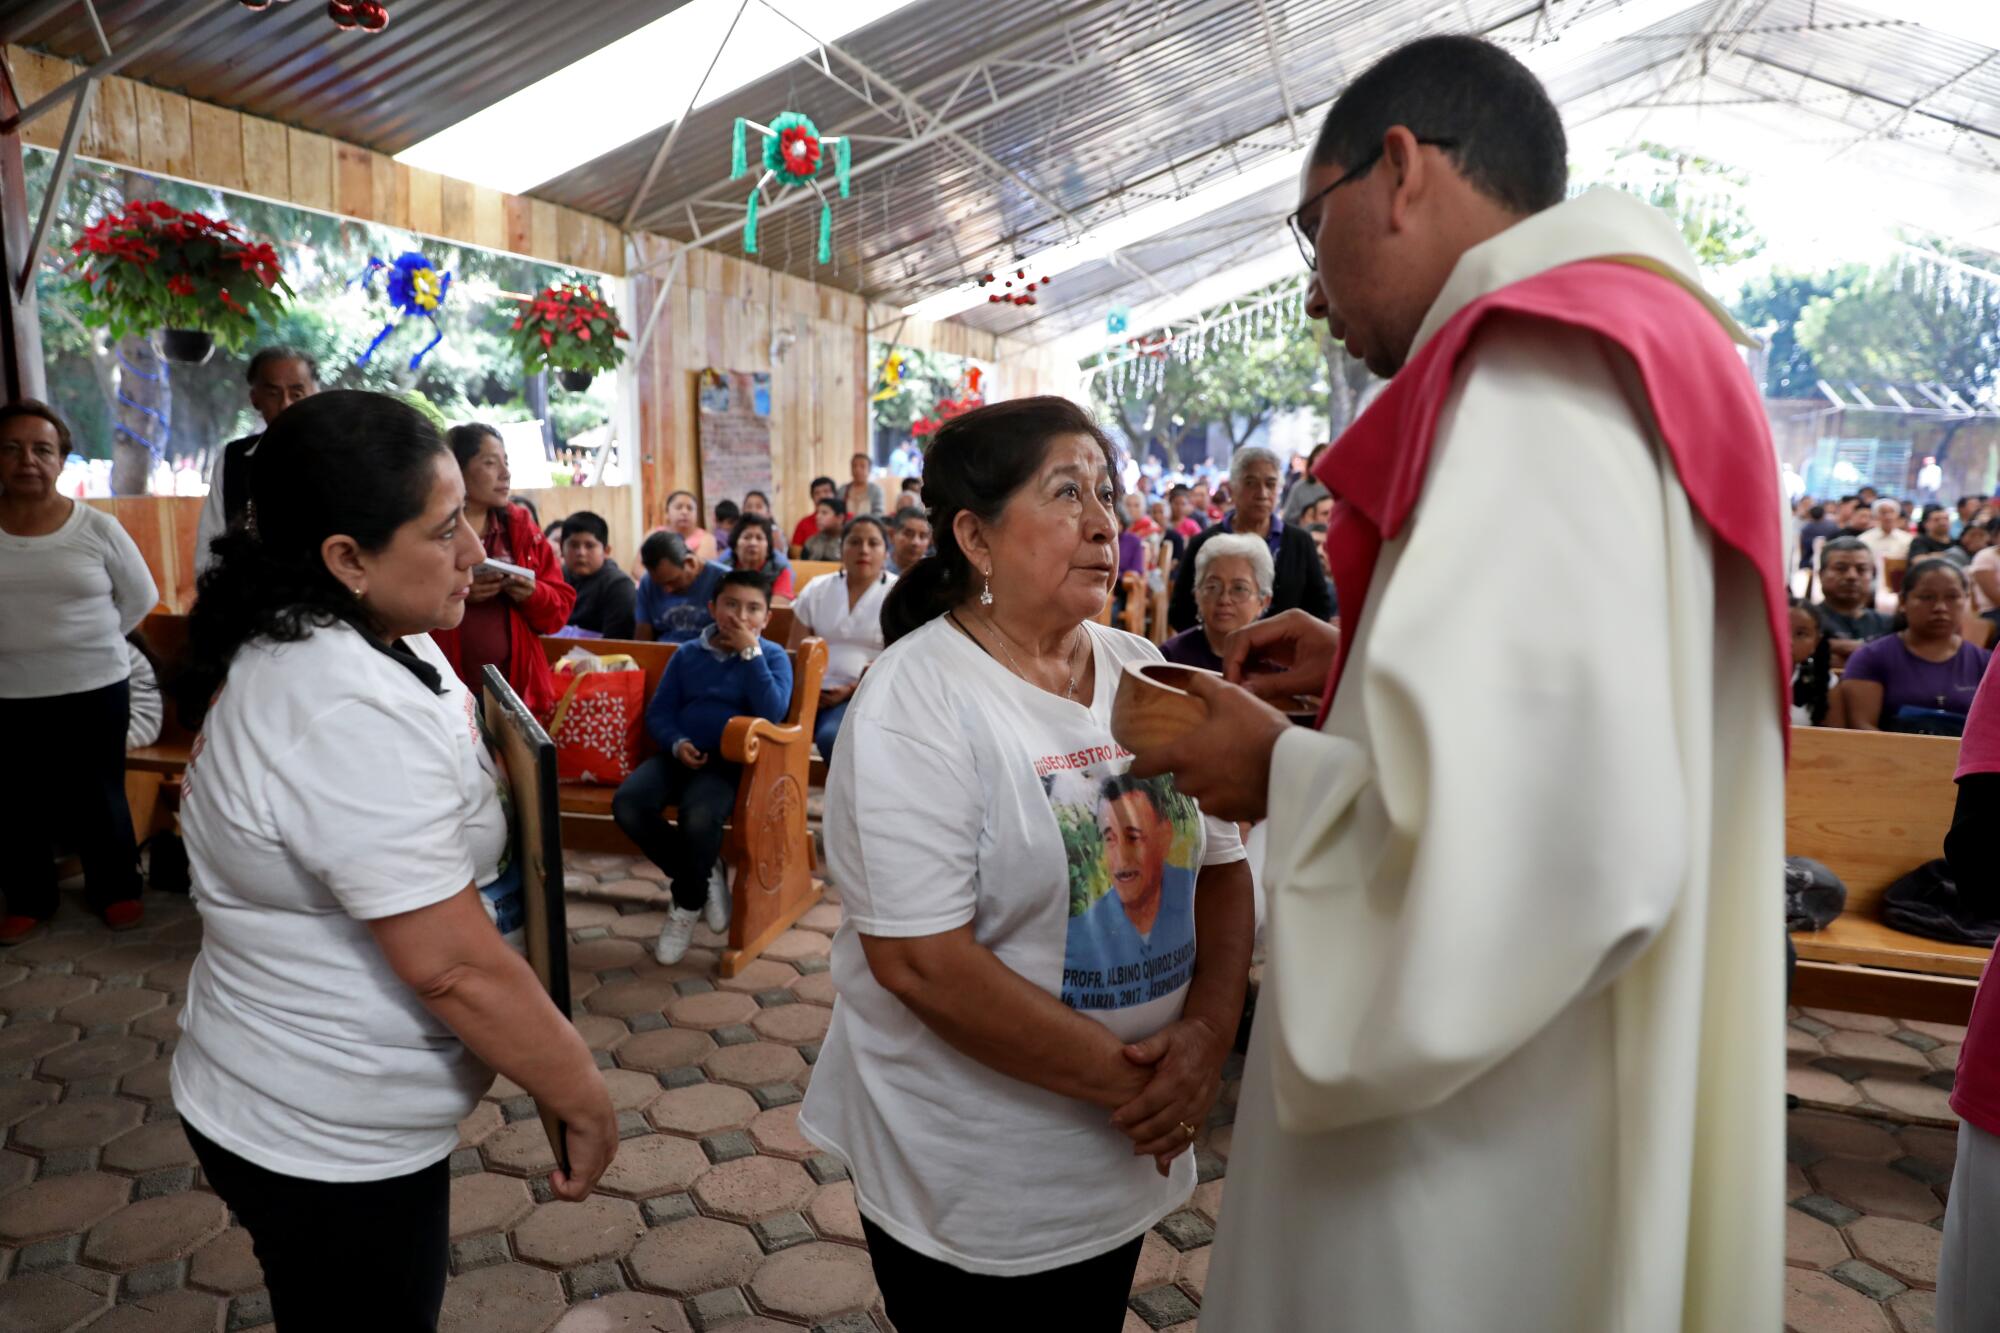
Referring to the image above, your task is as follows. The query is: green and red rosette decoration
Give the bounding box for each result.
[731,111,851,264]
[66,200,292,352]
[508,280,630,379]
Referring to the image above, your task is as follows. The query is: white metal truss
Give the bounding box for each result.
[625,0,1262,291]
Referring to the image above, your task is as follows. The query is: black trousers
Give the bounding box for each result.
[186,1122,451,1332]
[860,1216,1145,1333]
[0,680,140,918]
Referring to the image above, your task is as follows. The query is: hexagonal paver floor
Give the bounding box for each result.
[0,856,1960,1332]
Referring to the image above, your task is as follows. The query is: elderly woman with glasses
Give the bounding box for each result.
[1168,445,1333,633]
[1162,534,1274,672]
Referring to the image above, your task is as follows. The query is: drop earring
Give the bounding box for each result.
[980,569,994,606]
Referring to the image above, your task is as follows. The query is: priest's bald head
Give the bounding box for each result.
[1293,35,1567,377]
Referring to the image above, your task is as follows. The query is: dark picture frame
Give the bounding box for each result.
[480,666,571,1171]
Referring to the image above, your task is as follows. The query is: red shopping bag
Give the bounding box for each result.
[548,655,644,785]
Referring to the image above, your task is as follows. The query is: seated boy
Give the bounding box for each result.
[611,569,793,963]
[559,511,636,639]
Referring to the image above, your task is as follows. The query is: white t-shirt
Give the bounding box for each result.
[0,500,156,699]
[1859,525,1913,564]
[1972,547,2000,614]
[173,624,510,1181]
[126,644,162,749]
[790,569,895,687]
[798,617,1246,1275]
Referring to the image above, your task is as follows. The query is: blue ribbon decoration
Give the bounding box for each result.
[352,251,453,371]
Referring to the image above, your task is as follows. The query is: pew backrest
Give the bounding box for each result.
[1785,726,1960,914]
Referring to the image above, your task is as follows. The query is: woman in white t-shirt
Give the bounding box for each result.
[798,397,1255,1327]
[0,399,158,944]
[173,391,616,1329]
[786,512,895,760]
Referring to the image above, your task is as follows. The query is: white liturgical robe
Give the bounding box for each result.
[1200,189,1786,1332]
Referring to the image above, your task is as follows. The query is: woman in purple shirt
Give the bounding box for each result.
[1835,559,1990,734]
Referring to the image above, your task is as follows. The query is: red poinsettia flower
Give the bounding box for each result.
[167,274,195,297]
[779,125,821,176]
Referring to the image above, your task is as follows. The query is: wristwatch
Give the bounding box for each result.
[738,642,761,661]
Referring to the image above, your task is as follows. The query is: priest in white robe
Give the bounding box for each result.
[1129,35,1789,1333]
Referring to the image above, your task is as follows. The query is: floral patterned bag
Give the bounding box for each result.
[548,653,644,785]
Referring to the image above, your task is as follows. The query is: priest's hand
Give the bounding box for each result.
[1219,608,1339,704]
[1129,672,1288,823]
[1111,1015,1228,1177]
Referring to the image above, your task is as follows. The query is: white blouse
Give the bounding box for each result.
[792,569,895,686]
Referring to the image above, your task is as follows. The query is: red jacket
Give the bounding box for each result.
[431,501,576,719]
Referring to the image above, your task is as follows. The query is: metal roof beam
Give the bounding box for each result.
[628,0,1249,238]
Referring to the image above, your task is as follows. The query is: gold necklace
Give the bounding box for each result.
[971,611,1084,701]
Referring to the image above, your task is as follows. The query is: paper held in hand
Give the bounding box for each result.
[478,557,536,582]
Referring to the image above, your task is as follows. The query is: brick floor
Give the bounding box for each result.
[0,862,1962,1331]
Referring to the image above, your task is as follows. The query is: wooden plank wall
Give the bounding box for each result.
[86,496,202,613]
[514,484,639,569]
[630,236,1087,535]
[5,45,623,275]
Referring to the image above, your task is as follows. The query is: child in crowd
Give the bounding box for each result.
[712,499,741,551]
[802,497,848,561]
[611,570,794,964]
[634,530,725,643]
[559,511,636,640]
[1789,600,1832,727]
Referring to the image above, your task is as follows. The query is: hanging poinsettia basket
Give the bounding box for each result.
[509,280,629,385]
[66,200,291,357]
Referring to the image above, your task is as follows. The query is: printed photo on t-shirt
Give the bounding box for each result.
[1041,749,1202,1016]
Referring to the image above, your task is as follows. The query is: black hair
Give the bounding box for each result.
[1168,484,1190,500]
[851,452,871,465]
[729,512,778,563]
[810,476,837,494]
[560,510,609,546]
[1808,504,1826,520]
[900,476,923,492]
[815,495,846,517]
[1096,771,1168,816]
[1311,34,1566,215]
[714,499,742,524]
[514,494,540,527]
[246,345,318,386]
[1306,521,1329,534]
[1904,557,1969,596]
[446,421,501,469]
[1892,557,1970,635]
[881,396,1118,645]
[640,529,692,572]
[842,514,888,546]
[1819,535,1872,570]
[666,489,702,523]
[1920,503,1951,523]
[1788,600,1832,726]
[745,489,770,508]
[0,397,72,454]
[1838,494,1860,505]
[890,506,931,533]
[716,567,771,604]
[185,391,448,713]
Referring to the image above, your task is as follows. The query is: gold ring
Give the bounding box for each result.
[1179,1121,1197,1141]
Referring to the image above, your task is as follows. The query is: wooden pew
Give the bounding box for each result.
[791,559,841,588]
[1118,572,1147,637]
[541,635,827,977]
[1787,727,1985,1024]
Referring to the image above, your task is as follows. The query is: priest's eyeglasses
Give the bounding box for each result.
[1287,137,1460,273]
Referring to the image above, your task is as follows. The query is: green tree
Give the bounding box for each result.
[1089,285,1328,464]
[1795,247,2000,404]
[1606,142,1764,269]
[1732,268,1852,398]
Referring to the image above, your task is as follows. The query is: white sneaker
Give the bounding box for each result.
[704,863,732,936]
[654,905,701,965]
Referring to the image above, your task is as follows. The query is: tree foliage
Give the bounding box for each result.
[1088,285,1328,465]
[1793,248,2000,404]
[1607,142,1764,269]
